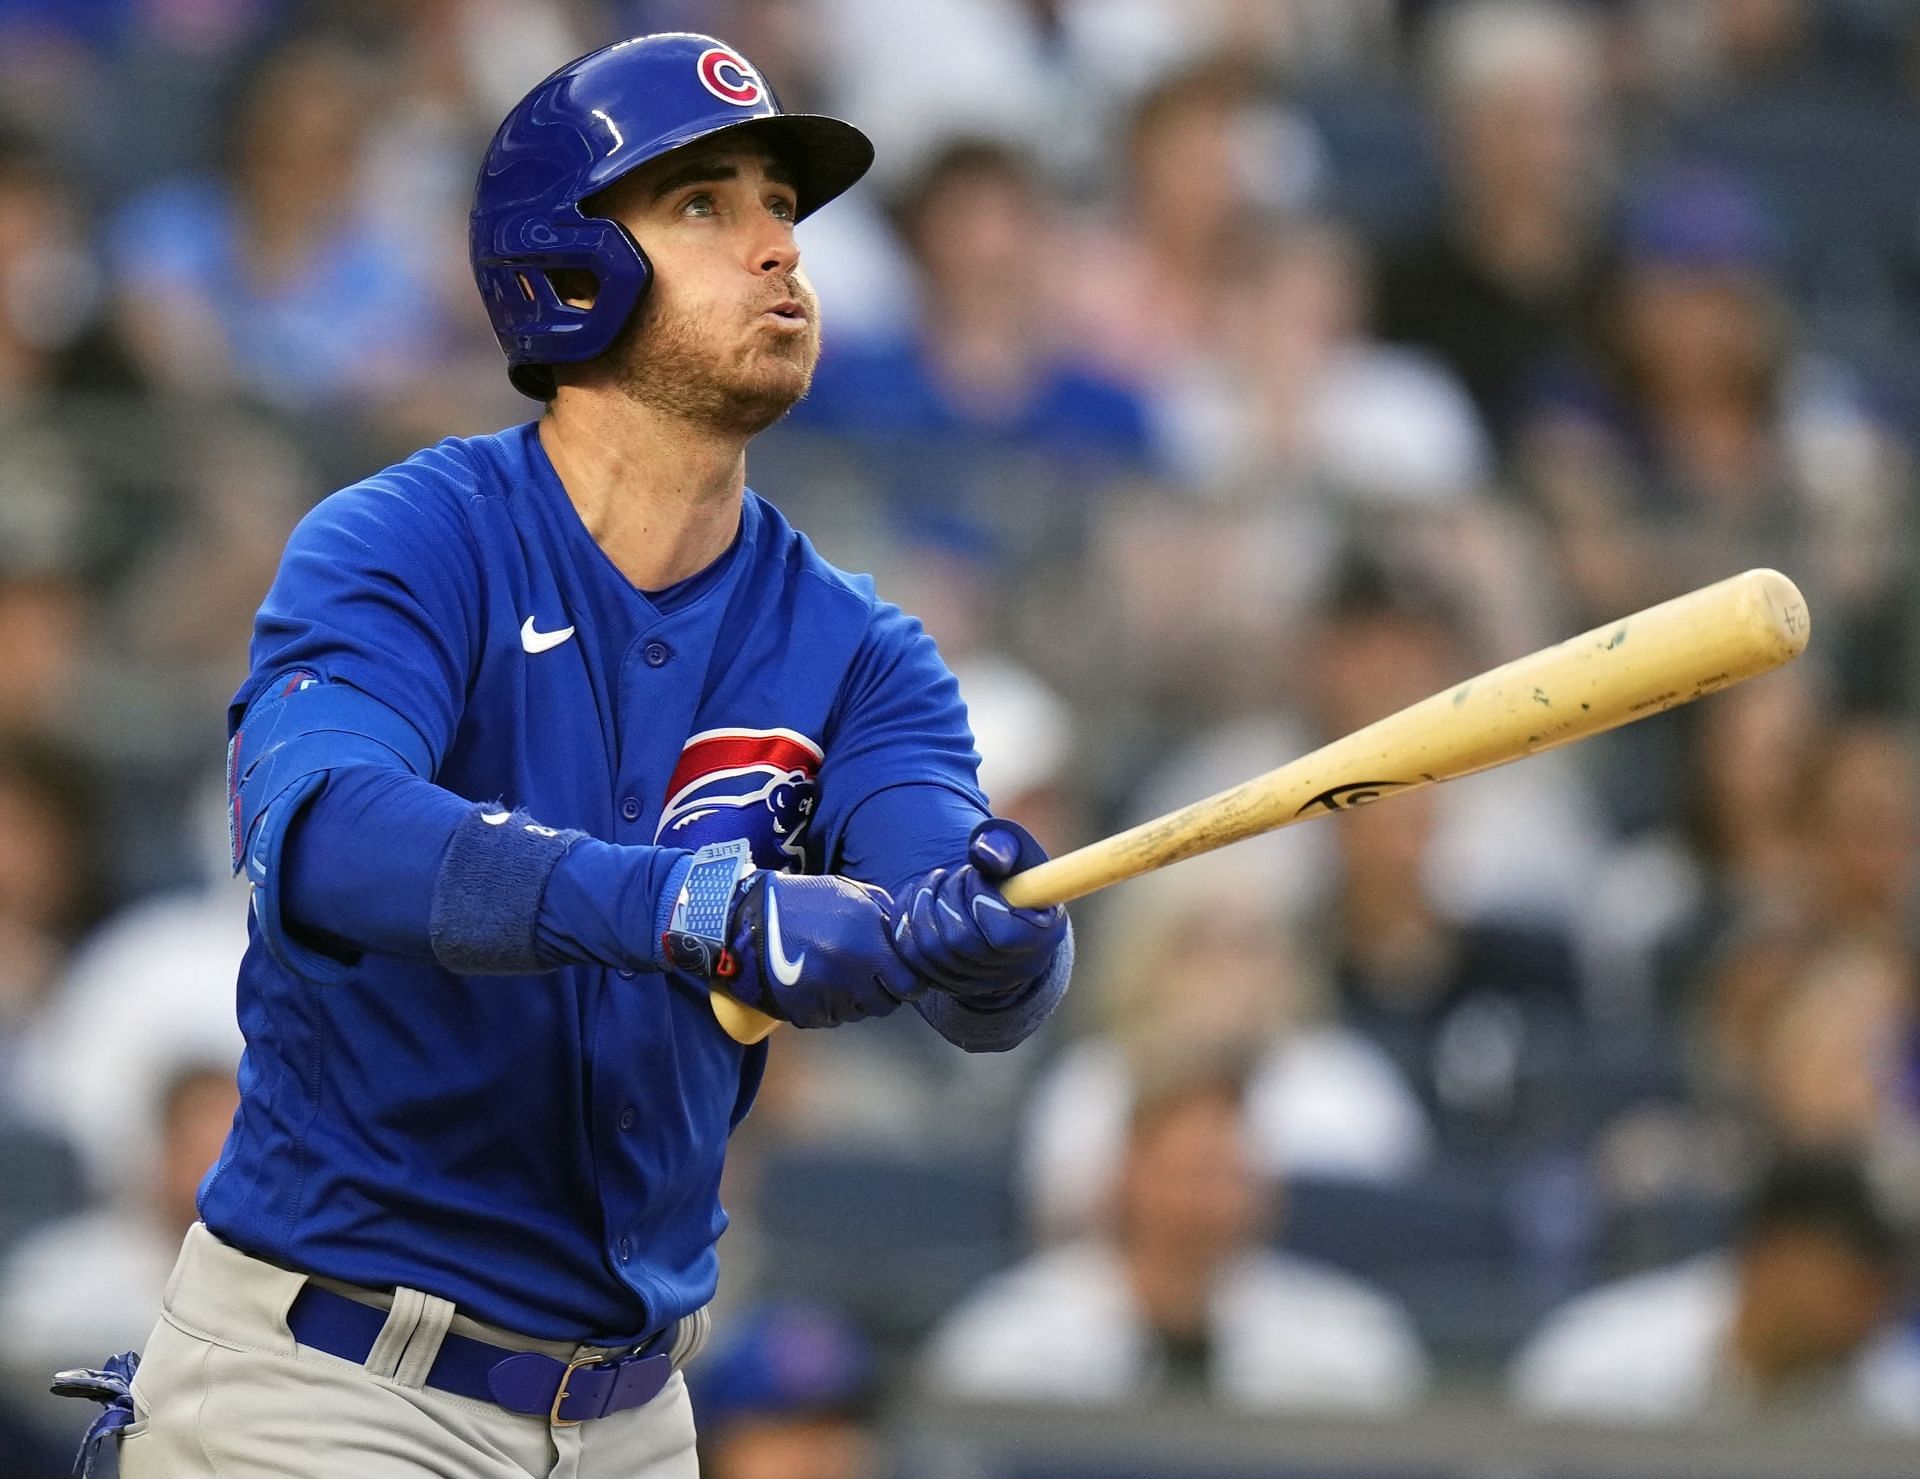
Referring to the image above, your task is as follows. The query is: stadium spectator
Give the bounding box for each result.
[1374,0,1613,450]
[1798,717,1919,940]
[1598,664,1831,1019]
[0,733,103,1090]
[1520,164,1907,629]
[1634,0,1916,101]
[949,652,1076,856]
[1056,59,1326,385]
[815,0,1371,189]
[0,476,95,742]
[792,137,1157,547]
[0,1057,237,1442]
[0,127,146,410]
[105,36,449,419]
[1020,860,1429,1244]
[926,1055,1429,1410]
[1751,937,1920,1166]
[1129,219,1511,725]
[692,1301,881,1479]
[94,416,313,781]
[330,0,595,454]
[1159,217,1493,508]
[10,772,245,1193]
[1324,783,1588,1152]
[1511,1155,1920,1427]
[1596,926,1920,1231]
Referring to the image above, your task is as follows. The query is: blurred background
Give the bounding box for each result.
[2,0,1919,1475]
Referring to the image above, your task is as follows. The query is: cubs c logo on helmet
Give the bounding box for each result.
[697,47,764,106]
[656,727,821,871]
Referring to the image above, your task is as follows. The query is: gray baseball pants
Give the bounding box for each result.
[116,1224,702,1477]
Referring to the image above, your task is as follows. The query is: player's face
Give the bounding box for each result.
[599,141,821,434]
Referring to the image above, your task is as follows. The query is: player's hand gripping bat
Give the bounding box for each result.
[710,568,1810,1045]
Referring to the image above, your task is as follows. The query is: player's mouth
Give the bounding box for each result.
[761,299,808,331]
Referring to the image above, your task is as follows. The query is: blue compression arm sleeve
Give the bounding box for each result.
[834,781,1072,1052]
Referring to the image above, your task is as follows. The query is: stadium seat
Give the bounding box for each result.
[752,1148,1016,1346]
[0,1121,86,1256]
[1278,1168,1575,1371]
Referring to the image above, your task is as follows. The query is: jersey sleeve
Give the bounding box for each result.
[811,596,987,882]
[232,473,483,766]
[228,476,483,979]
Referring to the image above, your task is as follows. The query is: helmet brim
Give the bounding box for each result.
[636,113,875,222]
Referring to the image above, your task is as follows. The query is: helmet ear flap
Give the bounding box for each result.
[483,217,651,400]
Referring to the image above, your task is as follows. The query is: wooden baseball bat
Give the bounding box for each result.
[712,567,1810,1045]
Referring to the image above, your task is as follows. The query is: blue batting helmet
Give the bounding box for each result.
[470,33,873,400]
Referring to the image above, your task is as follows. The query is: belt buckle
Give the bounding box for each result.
[550,1354,600,1427]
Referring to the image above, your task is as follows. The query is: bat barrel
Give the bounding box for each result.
[1001,569,1809,911]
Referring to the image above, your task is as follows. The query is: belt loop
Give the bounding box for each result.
[392,1290,458,1390]
[363,1287,427,1380]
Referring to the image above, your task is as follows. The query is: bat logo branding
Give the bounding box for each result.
[1294,780,1411,818]
[656,727,822,870]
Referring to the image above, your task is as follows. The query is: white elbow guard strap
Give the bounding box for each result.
[227,671,435,982]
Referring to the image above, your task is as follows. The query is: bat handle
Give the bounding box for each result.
[711,992,781,1044]
[996,860,1071,910]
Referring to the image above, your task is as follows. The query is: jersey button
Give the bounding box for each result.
[618,968,635,980]
[617,1237,633,1263]
[620,796,641,822]
[619,1106,637,1132]
[643,641,672,668]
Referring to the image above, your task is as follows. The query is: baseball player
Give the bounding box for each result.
[54,32,1071,1479]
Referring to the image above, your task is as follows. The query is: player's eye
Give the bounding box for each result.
[680,193,716,217]
[767,194,797,222]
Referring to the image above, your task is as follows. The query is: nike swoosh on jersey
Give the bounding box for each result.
[764,883,806,987]
[520,616,575,654]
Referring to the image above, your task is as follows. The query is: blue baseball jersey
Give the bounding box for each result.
[200,421,989,1343]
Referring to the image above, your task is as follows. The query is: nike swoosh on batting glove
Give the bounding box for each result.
[661,843,918,1029]
[890,818,1067,1002]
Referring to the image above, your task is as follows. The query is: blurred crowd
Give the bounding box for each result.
[3,0,1920,1474]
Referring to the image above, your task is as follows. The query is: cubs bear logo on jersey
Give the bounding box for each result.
[655,727,821,871]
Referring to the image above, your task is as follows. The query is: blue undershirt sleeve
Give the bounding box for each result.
[273,744,691,979]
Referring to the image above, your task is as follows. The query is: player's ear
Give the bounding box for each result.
[538,269,598,310]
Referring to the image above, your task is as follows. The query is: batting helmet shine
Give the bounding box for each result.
[470,33,874,400]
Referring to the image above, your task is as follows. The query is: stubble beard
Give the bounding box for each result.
[610,278,821,437]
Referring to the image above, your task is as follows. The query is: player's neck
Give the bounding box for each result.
[538,400,747,591]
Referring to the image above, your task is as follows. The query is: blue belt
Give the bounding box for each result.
[286,1285,674,1425]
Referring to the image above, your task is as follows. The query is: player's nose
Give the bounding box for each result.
[749,219,800,278]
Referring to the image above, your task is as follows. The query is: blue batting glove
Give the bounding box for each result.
[661,844,917,1028]
[891,818,1066,1001]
